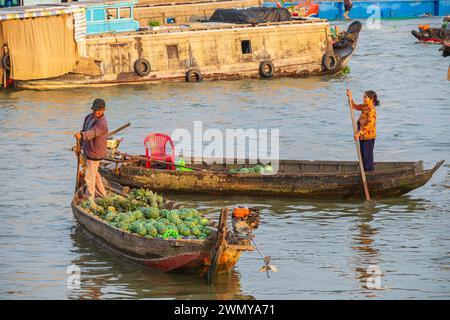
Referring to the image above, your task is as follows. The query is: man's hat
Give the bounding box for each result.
[91,98,106,111]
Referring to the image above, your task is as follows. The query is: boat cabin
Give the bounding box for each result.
[84,0,139,35]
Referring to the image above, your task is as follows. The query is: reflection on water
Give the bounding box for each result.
[68,227,254,300]
[351,202,382,296]
[0,18,449,299]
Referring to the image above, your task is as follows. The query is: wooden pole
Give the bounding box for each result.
[347,94,371,201]
[74,137,81,193]
[114,152,208,172]
[108,122,131,137]
[2,45,7,88]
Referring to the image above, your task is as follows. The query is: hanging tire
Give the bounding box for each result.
[134,58,151,77]
[322,52,337,71]
[2,54,10,71]
[259,61,274,78]
[347,21,362,34]
[333,39,349,50]
[186,69,202,82]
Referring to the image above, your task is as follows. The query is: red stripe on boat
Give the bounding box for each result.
[421,38,445,43]
[143,253,200,272]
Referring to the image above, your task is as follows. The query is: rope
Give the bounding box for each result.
[250,238,273,278]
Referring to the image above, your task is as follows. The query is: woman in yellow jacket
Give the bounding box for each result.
[346,89,380,171]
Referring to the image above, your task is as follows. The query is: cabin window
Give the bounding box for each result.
[106,8,118,20]
[86,9,92,22]
[93,8,106,21]
[166,17,176,24]
[166,45,179,60]
[120,7,131,19]
[241,40,252,54]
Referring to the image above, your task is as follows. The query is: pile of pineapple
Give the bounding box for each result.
[80,188,211,240]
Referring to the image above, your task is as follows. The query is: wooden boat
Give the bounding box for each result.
[2,2,361,89]
[71,182,256,280]
[411,17,450,44]
[100,156,445,199]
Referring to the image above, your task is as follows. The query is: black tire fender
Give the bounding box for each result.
[347,21,362,34]
[259,60,274,78]
[333,39,349,50]
[2,54,10,71]
[322,52,338,71]
[134,58,151,77]
[186,69,202,82]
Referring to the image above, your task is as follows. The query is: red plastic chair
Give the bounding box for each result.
[144,133,175,170]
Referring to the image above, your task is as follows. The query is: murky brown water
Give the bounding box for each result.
[0,18,449,299]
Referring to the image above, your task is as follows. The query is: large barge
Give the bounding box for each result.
[0,1,361,89]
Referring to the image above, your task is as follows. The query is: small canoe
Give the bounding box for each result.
[100,156,444,199]
[71,183,255,279]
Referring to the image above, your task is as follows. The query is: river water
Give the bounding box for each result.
[0,18,449,299]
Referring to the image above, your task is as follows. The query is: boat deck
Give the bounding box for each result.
[124,157,424,175]
[87,18,329,38]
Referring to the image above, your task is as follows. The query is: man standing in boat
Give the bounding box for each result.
[74,99,109,201]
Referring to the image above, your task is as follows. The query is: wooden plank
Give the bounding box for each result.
[207,207,228,284]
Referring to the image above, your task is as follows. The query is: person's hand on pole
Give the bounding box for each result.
[74,132,82,154]
[346,89,353,101]
[354,131,361,141]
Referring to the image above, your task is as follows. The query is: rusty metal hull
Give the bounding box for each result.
[71,203,246,276]
[100,159,444,199]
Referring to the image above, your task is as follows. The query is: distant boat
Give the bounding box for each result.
[411,17,450,44]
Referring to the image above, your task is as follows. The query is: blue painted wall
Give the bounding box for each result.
[438,0,450,15]
[86,1,139,35]
[264,1,450,20]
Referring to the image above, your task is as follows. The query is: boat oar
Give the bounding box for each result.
[117,152,208,172]
[347,90,371,201]
[108,122,131,137]
[74,137,81,193]
[149,158,207,172]
[68,123,131,153]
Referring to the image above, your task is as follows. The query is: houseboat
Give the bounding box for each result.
[0,1,361,89]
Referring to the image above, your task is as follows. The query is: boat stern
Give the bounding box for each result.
[323,20,363,75]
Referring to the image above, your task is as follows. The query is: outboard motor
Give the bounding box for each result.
[232,207,260,237]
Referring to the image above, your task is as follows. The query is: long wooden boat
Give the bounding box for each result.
[100,156,444,199]
[71,182,255,279]
[7,7,361,89]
